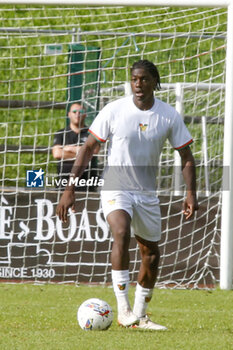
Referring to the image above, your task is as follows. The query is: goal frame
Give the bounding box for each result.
[1,0,233,290]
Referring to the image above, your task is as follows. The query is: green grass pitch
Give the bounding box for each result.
[0,284,232,350]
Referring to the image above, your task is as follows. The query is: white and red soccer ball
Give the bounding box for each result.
[77,298,113,331]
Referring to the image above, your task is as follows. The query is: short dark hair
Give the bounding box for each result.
[131,59,161,90]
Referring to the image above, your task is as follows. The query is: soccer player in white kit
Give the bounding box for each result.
[56,60,198,330]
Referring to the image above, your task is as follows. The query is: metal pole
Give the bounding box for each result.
[220,2,233,290]
[174,83,183,195]
[0,0,230,6]
[0,28,226,40]
[124,82,132,96]
[201,116,210,197]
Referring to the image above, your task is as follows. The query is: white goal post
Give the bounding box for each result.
[0,1,232,289]
[0,0,231,6]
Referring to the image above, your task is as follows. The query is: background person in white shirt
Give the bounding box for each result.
[56,60,198,330]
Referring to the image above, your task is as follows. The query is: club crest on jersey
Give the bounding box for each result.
[139,123,148,131]
[117,284,126,290]
[108,199,116,205]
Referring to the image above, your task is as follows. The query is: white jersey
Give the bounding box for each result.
[89,96,193,191]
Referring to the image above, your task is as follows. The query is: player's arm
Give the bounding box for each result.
[56,134,100,222]
[178,146,199,220]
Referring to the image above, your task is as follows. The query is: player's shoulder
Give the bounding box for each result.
[155,98,177,115]
[154,98,181,124]
[102,96,132,112]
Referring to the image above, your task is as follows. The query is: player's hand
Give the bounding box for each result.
[182,193,199,220]
[56,189,75,223]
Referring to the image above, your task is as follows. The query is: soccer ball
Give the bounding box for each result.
[77,298,113,331]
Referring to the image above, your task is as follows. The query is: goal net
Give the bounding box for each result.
[0,4,227,288]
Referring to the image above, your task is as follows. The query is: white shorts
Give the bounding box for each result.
[101,191,161,242]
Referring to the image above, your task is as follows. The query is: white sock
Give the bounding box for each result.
[133,283,153,318]
[111,269,131,312]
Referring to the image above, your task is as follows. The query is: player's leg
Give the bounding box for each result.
[107,209,139,327]
[108,209,131,271]
[133,235,167,330]
[133,235,160,314]
[130,194,167,330]
[135,235,160,288]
